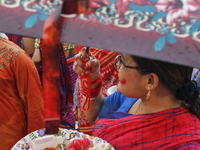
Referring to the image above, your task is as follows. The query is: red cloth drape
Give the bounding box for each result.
[93,107,200,150]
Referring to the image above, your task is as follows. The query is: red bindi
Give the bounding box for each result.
[119,79,126,84]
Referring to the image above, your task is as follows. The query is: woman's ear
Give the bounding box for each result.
[145,73,159,90]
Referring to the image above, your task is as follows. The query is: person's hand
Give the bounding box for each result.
[73,47,100,82]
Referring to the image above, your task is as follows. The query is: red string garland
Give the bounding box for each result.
[81,74,103,111]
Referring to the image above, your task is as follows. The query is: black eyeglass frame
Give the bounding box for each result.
[114,54,146,72]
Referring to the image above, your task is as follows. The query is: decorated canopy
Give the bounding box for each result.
[1,0,200,67]
[1,0,200,133]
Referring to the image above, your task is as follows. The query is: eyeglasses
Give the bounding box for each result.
[114,54,146,72]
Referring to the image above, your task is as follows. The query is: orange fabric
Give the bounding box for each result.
[0,38,44,149]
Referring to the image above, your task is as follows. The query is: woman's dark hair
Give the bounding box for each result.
[131,55,200,119]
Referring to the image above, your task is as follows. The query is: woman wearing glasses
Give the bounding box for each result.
[73,47,200,149]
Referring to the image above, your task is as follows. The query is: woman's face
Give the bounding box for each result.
[116,54,146,98]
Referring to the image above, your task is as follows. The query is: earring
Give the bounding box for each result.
[146,87,150,100]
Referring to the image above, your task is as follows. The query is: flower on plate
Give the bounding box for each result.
[66,138,90,150]
[37,129,45,137]
[154,0,200,25]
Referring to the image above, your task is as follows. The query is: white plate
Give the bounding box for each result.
[11,128,114,150]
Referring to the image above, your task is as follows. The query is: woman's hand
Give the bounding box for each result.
[73,47,103,124]
[73,47,100,82]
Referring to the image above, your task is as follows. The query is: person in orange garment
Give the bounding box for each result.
[0,34,44,149]
[6,34,37,58]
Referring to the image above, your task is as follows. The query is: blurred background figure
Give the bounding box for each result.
[32,38,78,129]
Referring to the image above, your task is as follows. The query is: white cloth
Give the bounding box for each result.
[0,33,8,40]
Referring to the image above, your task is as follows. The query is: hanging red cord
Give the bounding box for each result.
[79,60,91,111]
[79,50,103,111]
[82,76,91,111]
[81,74,103,111]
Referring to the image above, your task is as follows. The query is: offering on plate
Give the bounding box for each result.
[32,135,90,150]
[31,135,65,150]
[12,128,115,150]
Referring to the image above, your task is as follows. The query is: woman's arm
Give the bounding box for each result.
[82,94,104,124]
[73,47,104,124]
[32,47,42,68]
[22,37,35,55]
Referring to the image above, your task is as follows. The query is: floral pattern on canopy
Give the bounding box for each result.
[0,0,200,67]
